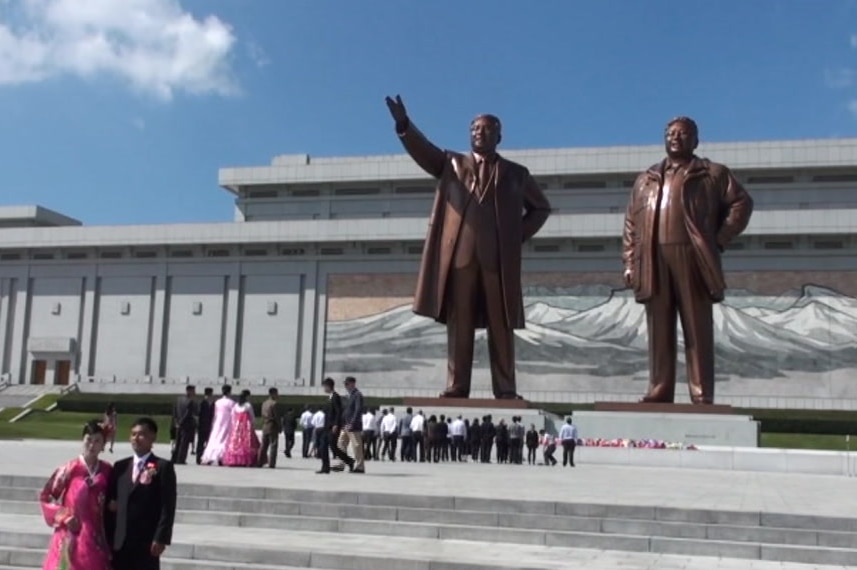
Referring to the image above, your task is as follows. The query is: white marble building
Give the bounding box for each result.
[2,138,857,407]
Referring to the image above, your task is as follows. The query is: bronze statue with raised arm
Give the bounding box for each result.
[385,95,551,399]
[622,117,753,404]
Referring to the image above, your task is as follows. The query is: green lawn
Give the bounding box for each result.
[2,410,856,453]
[760,432,856,451]
[0,411,173,441]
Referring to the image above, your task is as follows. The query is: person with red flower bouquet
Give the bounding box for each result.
[105,417,177,570]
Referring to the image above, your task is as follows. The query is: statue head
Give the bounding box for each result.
[664,116,698,160]
[470,114,502,154]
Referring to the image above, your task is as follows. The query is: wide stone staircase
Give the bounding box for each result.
[0,386,61,411]
[0,474,855,569]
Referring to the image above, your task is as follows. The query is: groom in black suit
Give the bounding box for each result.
[106,417,178,570]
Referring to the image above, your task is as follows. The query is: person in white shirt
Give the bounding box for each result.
[410,411,426,462]
[558,418,579,467]
[362,409,376,460]
[449,416,466,462]
[380,410,398,461]
[540,430,557,466]
[299,406,314,459]
[310,409,325,458]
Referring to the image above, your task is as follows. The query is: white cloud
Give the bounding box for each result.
[246,40,270,68]
[0,0,239,100]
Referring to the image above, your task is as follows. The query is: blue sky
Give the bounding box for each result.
[1,0,857,225]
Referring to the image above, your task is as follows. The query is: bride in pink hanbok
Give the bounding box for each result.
[39,420,112,570]
[222,390,260,467]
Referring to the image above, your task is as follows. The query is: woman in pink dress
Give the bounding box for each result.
[222,390,260,467]
[39,420,112,570]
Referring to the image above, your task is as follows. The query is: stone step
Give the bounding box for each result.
[5,477,857,535]
[1,512,856,567]
[0,548,316,570]
[0,396,33,409]
[2,524,857,570]
[3,497,856,551]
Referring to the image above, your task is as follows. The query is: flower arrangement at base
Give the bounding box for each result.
[576,438,697,450]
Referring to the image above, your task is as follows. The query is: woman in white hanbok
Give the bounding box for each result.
[200,385,235,465]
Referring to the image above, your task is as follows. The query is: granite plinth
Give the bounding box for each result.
[594,402,735,414]
[403,397,530,409]
[573,410,760,447]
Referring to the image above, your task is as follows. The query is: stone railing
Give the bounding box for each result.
[32,375,857,410]
[73,375,309,388]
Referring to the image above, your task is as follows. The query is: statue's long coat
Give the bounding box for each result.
[622,157,754,303]
[397,123,551,329]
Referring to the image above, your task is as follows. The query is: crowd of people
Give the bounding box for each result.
[300,399,580,468]
[168,384,273,468]
[163,377,583,473]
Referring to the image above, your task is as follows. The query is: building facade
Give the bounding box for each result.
[2,139,857,407]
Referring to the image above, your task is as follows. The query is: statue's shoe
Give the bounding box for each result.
[496,393,523,400]
[438,390,469,399]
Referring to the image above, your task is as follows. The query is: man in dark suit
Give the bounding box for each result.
[317,377,352,474]
[258,387,282,468]
[282,407,297,458]
[171,385,197,464]
[480,415,495,463]
[386,95,551,399]
[334,376,365,473]
[107,417,177,570]
[195,387,214,464]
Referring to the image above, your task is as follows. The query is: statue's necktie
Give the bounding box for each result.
[477,159,490,201]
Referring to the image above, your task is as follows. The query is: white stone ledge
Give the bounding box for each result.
[578,446,857,477]
[0,209,854,249]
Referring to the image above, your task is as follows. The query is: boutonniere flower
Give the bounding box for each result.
[139,462,158,485]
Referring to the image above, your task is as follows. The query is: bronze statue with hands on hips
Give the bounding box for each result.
[385,95,551,400]
[622,117,753,405]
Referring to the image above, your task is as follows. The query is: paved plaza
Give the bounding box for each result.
[4,439,857,517]
[1,439,856,569]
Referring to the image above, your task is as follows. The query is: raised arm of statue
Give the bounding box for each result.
[386,95,446,178]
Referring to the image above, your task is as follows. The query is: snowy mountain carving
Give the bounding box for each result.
[325,284,857,379]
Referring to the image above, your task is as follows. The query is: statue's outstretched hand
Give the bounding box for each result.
[385,95,408,124]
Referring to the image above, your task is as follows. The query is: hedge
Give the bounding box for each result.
[52,393,857,435]
[57,393,403,417]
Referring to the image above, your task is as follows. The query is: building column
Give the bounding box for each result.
[309,261,326,388]
[220,263,241,380]
[9,275,31,384]
[77,268,98,378]
[148,266,169,378]
[298,263,320,387]
[0,278,10,378]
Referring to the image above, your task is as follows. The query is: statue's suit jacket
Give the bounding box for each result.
[397,122,551,329]
[622,157,753,304]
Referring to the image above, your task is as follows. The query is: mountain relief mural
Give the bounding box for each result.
[323,272,857,395]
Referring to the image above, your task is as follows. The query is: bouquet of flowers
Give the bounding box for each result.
[576,437,697,450]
